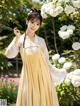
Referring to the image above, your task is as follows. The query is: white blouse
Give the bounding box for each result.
[5,33,49,59]
[5,33,67,85]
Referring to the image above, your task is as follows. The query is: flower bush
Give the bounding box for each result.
[52,53,74,72]
[65,69,80,87]
[56,82,80,106]
[0,75,18,105]
[51,52,80,105]
[56,68,80,106]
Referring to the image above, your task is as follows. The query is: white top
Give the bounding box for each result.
[5,33,67,85]
[5,33,49,59]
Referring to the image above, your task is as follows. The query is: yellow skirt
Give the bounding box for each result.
[16,48,59,106]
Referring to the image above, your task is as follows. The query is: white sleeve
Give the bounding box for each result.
[41,38,58,72]
[42,39,68,85]
[5,37,20,59]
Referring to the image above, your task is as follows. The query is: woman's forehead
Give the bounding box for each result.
[30,18,40,23]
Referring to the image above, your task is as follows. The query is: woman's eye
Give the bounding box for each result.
[31,21,34,24]
[37,23,40,26]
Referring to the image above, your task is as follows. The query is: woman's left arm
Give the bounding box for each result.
[41,38,58,72]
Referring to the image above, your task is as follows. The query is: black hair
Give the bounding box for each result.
[27,8,42,25]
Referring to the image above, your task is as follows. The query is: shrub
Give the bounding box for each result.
[0,75,18,105]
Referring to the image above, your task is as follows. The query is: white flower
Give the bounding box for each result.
[64,5,75,15]
[55,6,63,14]
[72,42,80,50]
[52,54,60,61]
[71,76,80,87]
[13,13,16,16]
[51,6,63,17]
[67,25,75,31]
[72,0,80,8]
[41,4,48,19]
[49,9,56,17]
[73,69,80,76]
[63,62,72,70]
[58,30,70,39]
[41,2,63,18]
[58,57,66,64]
[41,2,54,18]
[41,11,48,19]
[53,68,67,85]
[60,25,67,31]
[52,10,59,17]
[65,70,80,87]
[45,2,54,14]
[58,24,75,39]
[67,29,73,35]
[64,72,73,85]
[64,78,71,85]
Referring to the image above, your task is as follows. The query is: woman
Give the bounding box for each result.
[5,8,59,106]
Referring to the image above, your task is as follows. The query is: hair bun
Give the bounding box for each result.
[37,10,41,14]
[28,8,41,15]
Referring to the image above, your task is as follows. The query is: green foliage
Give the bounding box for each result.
[62,50,80,69]
[0,53,13,75]
[56,82,80,106]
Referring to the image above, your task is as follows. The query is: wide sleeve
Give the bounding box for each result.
[5,37,20,59]
[41,38,67,85]
[41,38,58,72]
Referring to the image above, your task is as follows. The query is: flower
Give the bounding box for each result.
[58,57,66,64]
[73,69,80,76]
[41,4,48,19]
[49,5,63,17]
[67,25,75,31]
[72,42,80,50]
[64,72,73,85]
[64,78,71,85]
[60,25,67,31]
[58,24,75,39]
[71,76,80,87]
[63,62,72,70]
[45,2,54,14]
[53,6,63,17]
[67,29,73,35]
[58,30,70,39]
[53,68,67,85]
[41,2,63,18]
[52,54,60,61]
[72,0,80,8]
[64,5,75,15]
[41,12,48,19]
[64,69,80,87]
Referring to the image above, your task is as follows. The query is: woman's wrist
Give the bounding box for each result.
[14,36,20,46]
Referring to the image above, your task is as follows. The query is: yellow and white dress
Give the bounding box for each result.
[5,34,59,106]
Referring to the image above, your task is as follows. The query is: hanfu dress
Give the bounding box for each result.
[5,33,61,106]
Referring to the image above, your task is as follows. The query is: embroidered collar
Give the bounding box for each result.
[26,34,38,44]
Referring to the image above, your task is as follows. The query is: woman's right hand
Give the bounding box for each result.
[13,27,21,38]
[13,27,21,44]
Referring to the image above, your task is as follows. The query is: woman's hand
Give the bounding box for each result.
[13,27,21,44]
[13,27,21,38]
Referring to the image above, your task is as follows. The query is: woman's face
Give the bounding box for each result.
[27,18,41,33]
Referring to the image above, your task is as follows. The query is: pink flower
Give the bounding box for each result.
[1,82,6,87]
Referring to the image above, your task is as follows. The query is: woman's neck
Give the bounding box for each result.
[26,29,35,40]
